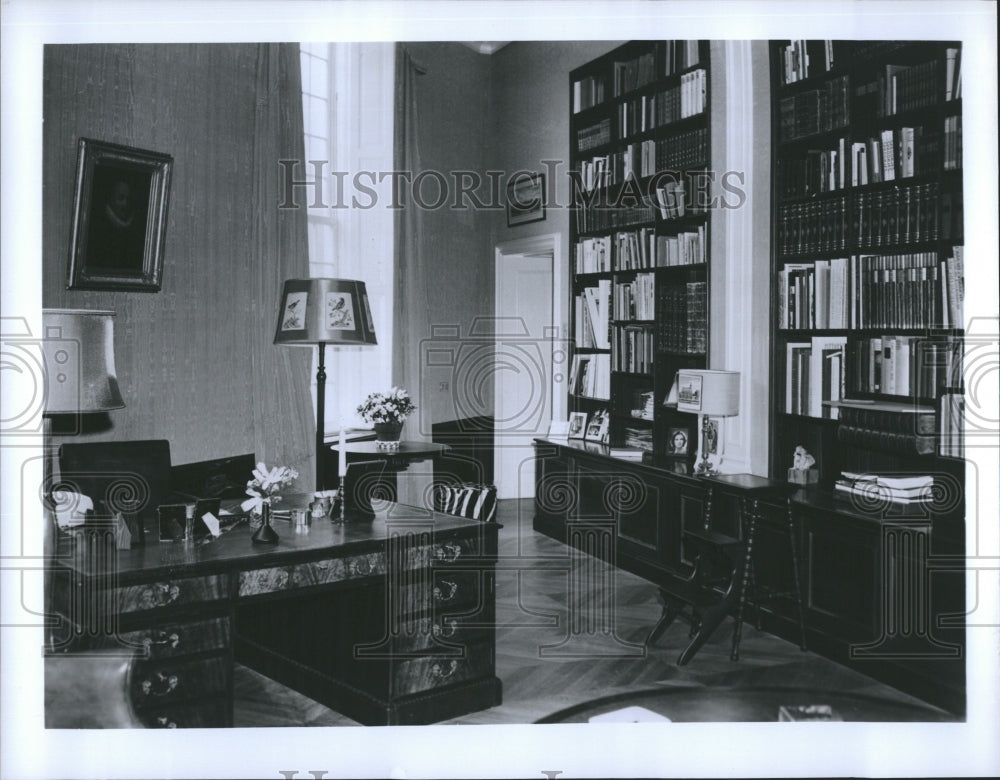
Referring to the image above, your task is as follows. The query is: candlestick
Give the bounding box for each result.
[338,424,347,478]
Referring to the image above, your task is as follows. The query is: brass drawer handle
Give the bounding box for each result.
[432,618,458,638]
[141,672,179,697]
[140,583,181,609]
[431,660,458,679]
[433,579,459,603]
[351,557,373,576]
[434,542,462,563]
[142,631,181,651]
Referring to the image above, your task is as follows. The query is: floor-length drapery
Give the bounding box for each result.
[392,44,430,444]
[249,43,316,488]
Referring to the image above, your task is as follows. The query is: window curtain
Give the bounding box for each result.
[249,43,316,488]
[392,44,430,444]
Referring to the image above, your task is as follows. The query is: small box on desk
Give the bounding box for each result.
[788,468,819,485]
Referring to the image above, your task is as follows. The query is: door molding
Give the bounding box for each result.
[494,232,566,422]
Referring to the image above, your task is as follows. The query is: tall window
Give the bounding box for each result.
[300,43,395,433]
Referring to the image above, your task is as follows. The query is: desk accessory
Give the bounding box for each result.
[273,278,378,490]
[337,460,387,522]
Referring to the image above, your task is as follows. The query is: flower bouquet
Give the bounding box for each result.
[241,462,299,524]
[357,387,416,451]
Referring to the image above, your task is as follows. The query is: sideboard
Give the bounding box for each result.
[532,438,965,714]
[46,500,502,727]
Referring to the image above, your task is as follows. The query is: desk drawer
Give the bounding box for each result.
[115,575,228,616]
[130,654,230,709]
[239,552,387,597]
[138,696,231,728]
[392,641,494,696]
[397,569,491,616]
[391,615,493,654]
[119,616,231,660]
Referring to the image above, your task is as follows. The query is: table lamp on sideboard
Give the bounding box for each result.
[675,368,740,476]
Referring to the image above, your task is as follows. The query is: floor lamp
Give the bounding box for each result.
[675,369,740,476]
[273,279,377,493]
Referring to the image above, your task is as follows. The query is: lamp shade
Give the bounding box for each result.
[675,369,740,416]
[273,278,377,346]
[42,309,125,413]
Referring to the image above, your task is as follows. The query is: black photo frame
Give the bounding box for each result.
[506,172,546,226]
[67,137,173,292]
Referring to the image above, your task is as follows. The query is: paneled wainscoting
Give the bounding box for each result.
[233,499,953,726]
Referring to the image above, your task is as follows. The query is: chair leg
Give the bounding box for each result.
[646,589,682,646]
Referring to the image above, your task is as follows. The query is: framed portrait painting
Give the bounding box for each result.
[506,172,545,227]
[666,426,691,456]
[67,138,173,292]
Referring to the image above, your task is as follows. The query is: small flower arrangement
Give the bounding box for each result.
[241,462,299,515]
[357,387,416,425]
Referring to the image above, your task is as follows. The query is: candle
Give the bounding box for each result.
[338,423,347,479]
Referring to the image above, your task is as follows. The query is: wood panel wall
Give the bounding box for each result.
[43,44,276,465]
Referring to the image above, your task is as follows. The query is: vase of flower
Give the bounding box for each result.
[251,501,279,545]
[241,462,298,545]
[358,387,415,452]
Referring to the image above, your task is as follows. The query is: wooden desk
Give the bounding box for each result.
[46,500,501,727]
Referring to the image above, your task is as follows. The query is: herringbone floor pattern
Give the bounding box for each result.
[233,499,951,726]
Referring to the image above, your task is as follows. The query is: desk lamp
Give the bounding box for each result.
[42,309,126,529]
[675,369,740,476]
[273,279,377,493]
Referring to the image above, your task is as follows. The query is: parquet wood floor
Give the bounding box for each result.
[232,499,952,726]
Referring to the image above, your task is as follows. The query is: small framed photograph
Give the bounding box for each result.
[585,408,609,443]
[506,172,546,227]
[67,138,173,292]
[547,420,570,439]
[666,427,690,456]
[568,412,589,439]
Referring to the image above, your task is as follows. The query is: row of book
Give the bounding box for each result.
[574,129,708,193]
[612,325,655,374]
[784,336,846,418]
[836,401,936,456]
[849,335,961,400]
[574,202,657,233]
[854,59,941,119]
[573,280,611,349]
[573,74,606,114]
[657,282,707,354]
[938,391,964,458]
[776,181,954,256]
[944,47,962,102]
[834,471,934,506]
[613,272,655,321]
[577,118,612,153]
[777,248,964,330]
[778,40,846,85]
[623,425,654,452]
[942,114,962,171]
[777,75,850,142]
[612,228,655,271]
[664,40,702,76]
[776,125,943,198]
[569,353,611,399]
[574,235,612,274]
[613,50,656,96]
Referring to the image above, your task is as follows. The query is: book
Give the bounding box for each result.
[841,471,933,490]
[608,447,645,461]
[834,479,932,504]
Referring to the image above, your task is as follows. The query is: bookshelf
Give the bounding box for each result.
[769,40,966,713]
[770,40,964,484]
[569,40,711,463]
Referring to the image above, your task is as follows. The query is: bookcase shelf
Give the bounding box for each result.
[570,39,711,457]
[769,39,966,711]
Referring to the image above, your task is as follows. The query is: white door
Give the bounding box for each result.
[494,251,556,499]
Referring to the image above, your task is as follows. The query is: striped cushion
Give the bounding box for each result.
[434,483,497,523]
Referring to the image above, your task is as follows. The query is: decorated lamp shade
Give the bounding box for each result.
[675,369,740,417]
[273,278,377,347]
[42,309,125,413]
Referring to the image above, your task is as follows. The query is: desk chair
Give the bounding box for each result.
[45,653,143,728]
[58,440,196,533]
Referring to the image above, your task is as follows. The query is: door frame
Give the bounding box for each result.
[493,233,565,498]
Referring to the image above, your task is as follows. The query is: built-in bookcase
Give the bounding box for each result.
[569,40,711,462]
[769,40,965,487]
